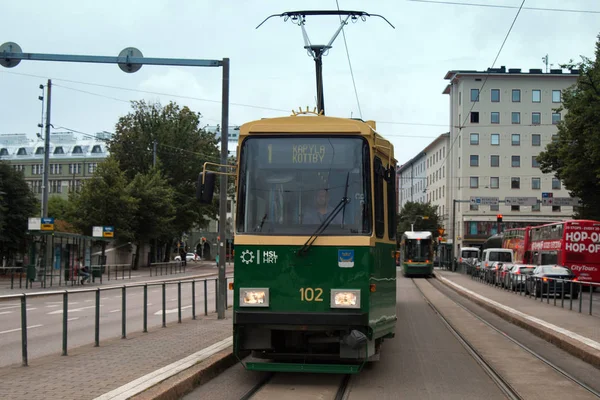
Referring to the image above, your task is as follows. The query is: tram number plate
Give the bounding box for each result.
[299,287,324,302]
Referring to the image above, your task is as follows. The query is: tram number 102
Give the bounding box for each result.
[299,287,324,302]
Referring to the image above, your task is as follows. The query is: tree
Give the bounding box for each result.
[108,100,221,259]
[126,169,176,268]
[397,202,442,242]
[537,34,600,219]
[69,158,137,241]
[48,196,72,222]
[0,162,38,264]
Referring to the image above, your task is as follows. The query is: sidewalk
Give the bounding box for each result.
[0,262,234,297]
[434,269,600,368]
[0,310,233,400]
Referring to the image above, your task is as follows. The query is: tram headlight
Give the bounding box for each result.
[330,289,360,309]
[239,288,269,307]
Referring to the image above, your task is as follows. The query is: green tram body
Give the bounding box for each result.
[400,231,434,277]
[230,114,398,374]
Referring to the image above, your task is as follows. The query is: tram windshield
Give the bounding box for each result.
[236,136,371,235]
[404,239,432,262]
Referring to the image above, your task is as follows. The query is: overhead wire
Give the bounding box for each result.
[406,0,600,14]
[336,0,363,119]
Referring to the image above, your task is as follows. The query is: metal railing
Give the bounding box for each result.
[461,264,598,316]
[90,264,132,283]
[149,261,185,277]
[0,275,233,367]
[0,266,25,290]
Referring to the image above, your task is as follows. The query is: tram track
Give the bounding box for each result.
[239,371,352,400]
[415,277,600,399]
[412,278,524,400]
[426,277,600,399]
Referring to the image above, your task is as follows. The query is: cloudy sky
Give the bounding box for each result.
[2,0,599,165]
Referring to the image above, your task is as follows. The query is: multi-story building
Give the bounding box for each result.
[397,152,427,209]
[0,131,111,200]
[424,133,450,225]
[443,66,579,251]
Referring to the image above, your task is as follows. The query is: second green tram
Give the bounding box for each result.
[400,231,434,276]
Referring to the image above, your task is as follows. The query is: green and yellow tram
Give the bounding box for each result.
[400,231,434,277]
[204,112,398,374]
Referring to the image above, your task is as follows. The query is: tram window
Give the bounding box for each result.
[374,156,385,238]
[387,164,396,240]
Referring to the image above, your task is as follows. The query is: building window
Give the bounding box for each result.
[17,147,27,156]
[470,155,479,167]
[511,112,520,124]
[531,177,541,189]
[470,204,479,211]
[470,177,479,188]
[511,134,520,146]
[88,163,98,174]
[91,145,102,154]
[511,177,520,189]
[552,112,561,124]
[471,88,479,102]
[552,206,561,212]
[532,203,541,212]
[470,133,479,145]
[50,164,62,175]
[490,177,499,189]
[532,89,541,103]
[490,204,500,211]
[35,147,44,155]
[552,90,561,103]
[552,177,561,190]
[0,148,9,156]
[511,155,520,167]
[491,89,500,102]
[69,163,82,174]
[491,134,500,145]
[54,146,64,155]
[532,134,541,146]
[491,112,500,124]
[532,156,540,168]
[490,155,500,167]
[32,164,43,175]
[512,89,521,102]
[511,205,520,211]
[532,112,541,125]
[459,91,462,105]
[470,112,479,123]
[72,146,83,154]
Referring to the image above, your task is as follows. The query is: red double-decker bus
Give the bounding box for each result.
[502,227,532,264]
[529,220,600,283]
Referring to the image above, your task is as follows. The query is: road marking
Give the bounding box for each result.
[0,311,13,315]
[0,305,20,311]
[85,299,93,302]
[26,308,37,311]
[94,336,232,400]
[45,305,60,308]
[67,317,79,321]
[169,298,177,301]
[438,275,600,352]
[153,305,192,315]
[109,309,120,313]
[47,305,98,315]
[0,324,43,335]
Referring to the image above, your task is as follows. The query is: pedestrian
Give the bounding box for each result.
[215,254,219,268]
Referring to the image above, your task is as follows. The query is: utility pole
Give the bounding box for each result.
[42,79,51,218]
[217,59,230,320]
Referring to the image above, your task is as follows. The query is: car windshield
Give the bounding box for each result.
[236,136,371,235]
[461,250,479,259]
[489,252,512,262]
[541,266,570,275]
[519,267,535,274]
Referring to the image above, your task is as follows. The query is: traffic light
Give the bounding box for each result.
[496,214,503,223]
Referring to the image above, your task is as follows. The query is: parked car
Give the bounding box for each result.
[174,253,199,262]
[525,265,578,299]
[504,264,535,291]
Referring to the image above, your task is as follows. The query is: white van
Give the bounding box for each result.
[481,248,514,269]
[459,247,480,264]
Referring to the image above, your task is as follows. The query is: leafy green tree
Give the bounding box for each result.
[126,169,176,268]
[397,201,442,242]
[537,34,600,219]
[69,158,137,241]
[48,196,73,222]
[0,162,38,264]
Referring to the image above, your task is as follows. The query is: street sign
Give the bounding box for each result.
[41,217,54,231]
[103,226,115,238]
[438,228,445,236]
[551,197,581,206]
[504,197,538,206]
[542,192,554,206]
[92,226,103,237]
[28,217,41,230]
[469,196,499,205]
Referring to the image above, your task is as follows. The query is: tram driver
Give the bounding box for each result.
[302,188,343,225]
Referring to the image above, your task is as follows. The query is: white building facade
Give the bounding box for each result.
[424,133,450,226]
[397,151,427,209]
[443,66,579,251]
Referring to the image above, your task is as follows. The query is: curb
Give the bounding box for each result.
[129,349,248,400]
[433,272,600,370]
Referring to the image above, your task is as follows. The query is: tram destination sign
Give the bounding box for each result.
[469,196,499,206]
[504,197,538,206]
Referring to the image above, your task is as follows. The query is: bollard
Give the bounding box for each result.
[21,295,28,366]
[62,291,68,356]
[143,284,148,333]
[95,289,100,347]
[204,279,208,316]
[122,286,127,339]
[178,282,182,323]
[192,281,196,320]
[162,283,166,327]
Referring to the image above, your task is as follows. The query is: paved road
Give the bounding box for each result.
[0,272,234,367]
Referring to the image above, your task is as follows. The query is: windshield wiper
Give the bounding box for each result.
[298,173,350,257]
[255,213,268,232]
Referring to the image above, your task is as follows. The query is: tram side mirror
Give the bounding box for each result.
[197,172,216,204]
